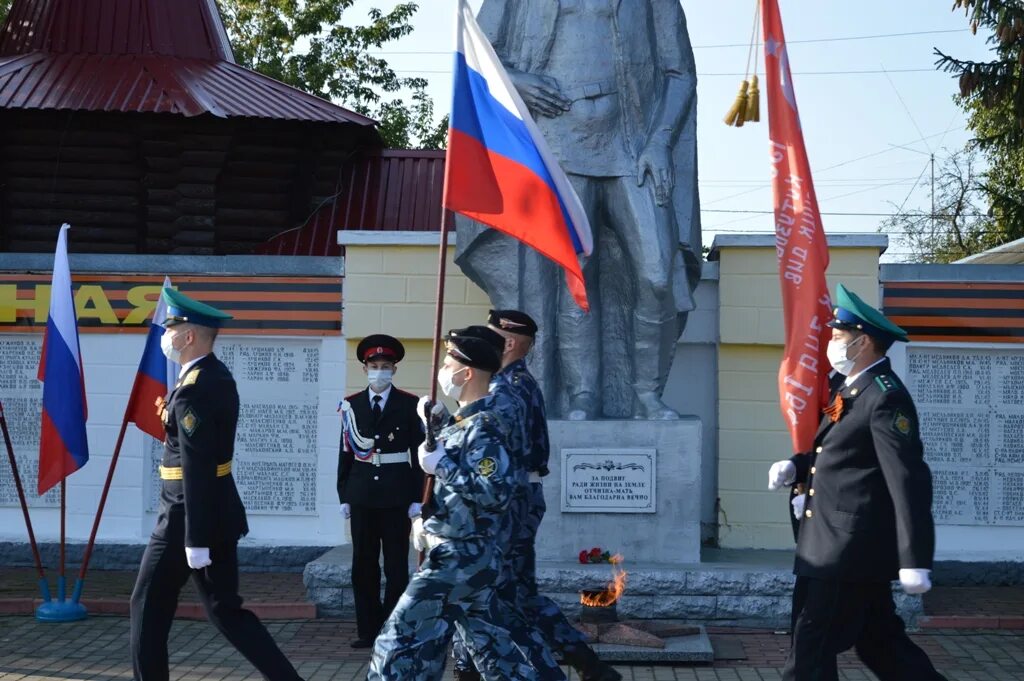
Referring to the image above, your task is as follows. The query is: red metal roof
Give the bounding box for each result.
[0,0,376,125]
[257,150,450,256]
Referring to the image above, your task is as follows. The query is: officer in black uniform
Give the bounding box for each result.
[130,288,303,681]
[337,334,425,648]
[768,284,946,681]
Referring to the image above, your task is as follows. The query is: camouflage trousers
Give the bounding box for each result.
[367,538,538,681]
[452,483,586,674]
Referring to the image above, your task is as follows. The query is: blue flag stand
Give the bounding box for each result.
[0,400,87,621]
[35,481,88,622]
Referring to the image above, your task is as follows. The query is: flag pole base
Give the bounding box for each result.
[35,599,87,622]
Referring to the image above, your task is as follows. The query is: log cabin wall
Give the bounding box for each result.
[0,109,376,254]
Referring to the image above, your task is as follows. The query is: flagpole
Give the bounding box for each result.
[74,413,130,603]
[59,479,66,603]
[0,400,51,602]
[418,208,451,565]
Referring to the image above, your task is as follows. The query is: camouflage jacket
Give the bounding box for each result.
[493,359,550,477]
[424,396,521,542]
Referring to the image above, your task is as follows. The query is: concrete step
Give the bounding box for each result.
[302,546,923,629]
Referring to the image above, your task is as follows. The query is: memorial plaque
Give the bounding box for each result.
[561,448,655,513]
[908,346,1024,526]
[146,338,320,515]
[0,336,59,508]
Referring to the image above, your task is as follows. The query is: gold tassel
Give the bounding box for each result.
[744,74,761,123]
[723,80,749,127]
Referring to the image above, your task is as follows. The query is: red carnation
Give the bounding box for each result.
[578,550,589,564]
[589,547,602,559]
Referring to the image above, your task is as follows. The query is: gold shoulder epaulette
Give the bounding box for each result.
[181,368,200,387]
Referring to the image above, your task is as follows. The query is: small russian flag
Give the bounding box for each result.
[37,224,89,495]
[443,0,593,310]
[126,277,178,440]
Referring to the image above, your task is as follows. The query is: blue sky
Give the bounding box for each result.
[349,0,994,260]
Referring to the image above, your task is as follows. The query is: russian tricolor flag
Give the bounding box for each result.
[443,0,593,310]
[37,224,89,495]
[125,277,177,440]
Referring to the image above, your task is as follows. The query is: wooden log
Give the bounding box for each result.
[6,192,140,211]
[180,150,228,167]
[140,140,182,157]
[146,206,182,222]
[173,215,215,230]
[215,208,289,227]
[177,183,216,200]
[223,161,296,178]
[9,209,138,226]
[176,198,216,214]
[4,177,138,194]
[7,223,138,242]
[145,189,181,205]
[2,161,139,179]
[3,145,137,163]
[172,229,216,246]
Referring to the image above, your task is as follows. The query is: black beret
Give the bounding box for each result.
[446,334,501,373]
[356,334,405,363]
[449,325,505,354]
[488,309,538,337]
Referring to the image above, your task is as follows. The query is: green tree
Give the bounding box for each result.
[934,0,1024,253]
[882,149,996,263]
[220,0,446,149]
[0,1,10,23]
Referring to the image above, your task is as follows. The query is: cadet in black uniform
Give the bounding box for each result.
[337,335,425,648]
[768,284,946,681]
[130,288,303,681]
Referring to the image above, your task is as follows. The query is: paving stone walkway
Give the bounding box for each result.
[3,615,1024,680]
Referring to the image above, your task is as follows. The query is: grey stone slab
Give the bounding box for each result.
[539,420,702,565]
[591,626,713,663]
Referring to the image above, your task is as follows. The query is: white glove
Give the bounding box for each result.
[407,502,422,518]
[791,493,806,520]
[418,441,446,475]
[185,547,212,570]
[411,516,429,552]
[340,503,351,519]
[899,568,932,595]
[768,460,797,491]
[416,396,448,429]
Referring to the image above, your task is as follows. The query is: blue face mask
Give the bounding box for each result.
[367,369,393,392]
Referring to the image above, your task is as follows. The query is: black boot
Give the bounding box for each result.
[453,670,482,681]
[563,645,622,681]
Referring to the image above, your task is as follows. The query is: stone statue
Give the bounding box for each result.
[454,0,702,420]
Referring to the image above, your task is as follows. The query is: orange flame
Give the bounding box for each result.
[580,564,628,607]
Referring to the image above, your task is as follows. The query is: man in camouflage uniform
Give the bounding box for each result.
[453,311,620,681]
[368,330,558,681]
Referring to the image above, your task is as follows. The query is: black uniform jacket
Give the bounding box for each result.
[790,358,935,582]
[337,387,425,509]
[156,353,248,548]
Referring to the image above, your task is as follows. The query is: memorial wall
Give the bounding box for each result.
[0,261,347,547]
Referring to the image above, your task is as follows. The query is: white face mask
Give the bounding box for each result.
[438,366,468,400]
[160,331,184,364]
[826,336,864,376]
[367,369,393,393]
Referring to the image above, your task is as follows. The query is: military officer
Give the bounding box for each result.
[337,334,425,648]
[368,332,556,681]
[130,289,303,681]
[768,284,946,681]
[451,311,619,681]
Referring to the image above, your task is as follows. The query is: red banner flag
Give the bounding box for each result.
[762,0,832,453]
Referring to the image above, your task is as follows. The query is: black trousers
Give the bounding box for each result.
[130,534,302,681]
[349,504,412,640]
[783,576,947,681]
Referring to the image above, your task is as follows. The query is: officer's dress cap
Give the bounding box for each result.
[827,284,909,343]
[450,325,505,354]
[488,309,538,337]
[161,288,232,328]
[446,331,501,373]
[357,334,405,363]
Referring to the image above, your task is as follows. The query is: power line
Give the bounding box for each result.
[394,67,941,76]
[370,28,969,56]
[703,209,990,218]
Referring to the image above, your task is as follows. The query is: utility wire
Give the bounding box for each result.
[370,28,970,55]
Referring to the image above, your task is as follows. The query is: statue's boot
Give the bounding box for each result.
[633,315,680,420]
[567,392,599,421]
[563,645,622,681]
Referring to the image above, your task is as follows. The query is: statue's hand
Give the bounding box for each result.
[636,142,675,206]
[509,72,570,118]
